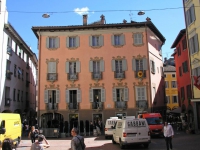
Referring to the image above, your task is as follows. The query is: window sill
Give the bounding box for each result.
[67,47,78,50]
[112,45,124,48]
[47,48,59,50]
[133,43,144,47]
[91,46,102,49]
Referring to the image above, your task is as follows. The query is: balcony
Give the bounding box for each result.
[115,101,127,110]
[5,98,11,106]
[68,73,78,81]
[46,103,58,111]
[114,72,125,79]
[47,73,58,81]
[68,102,79,110]
[136,100,148,111]
[92,73,102,80]
[91,102,103,110]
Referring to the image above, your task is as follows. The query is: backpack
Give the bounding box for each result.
[76,136,86,150]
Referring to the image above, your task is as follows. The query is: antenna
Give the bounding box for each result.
[129,11,133,21]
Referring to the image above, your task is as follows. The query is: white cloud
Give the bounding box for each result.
[74,7,89,15]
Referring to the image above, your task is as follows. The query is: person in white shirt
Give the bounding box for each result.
[163,121,174,150]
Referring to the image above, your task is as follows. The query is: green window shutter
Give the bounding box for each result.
[89,89,93,102]
[65,90,69,103]
[99,35,104,46]
[44,90,48,103]
[112,60,116,71]
[77,90,81,102]
[120,34,125,45]
[143,58,147,70]
[66,37,69,48]
[76,61,80,73]
[89,60,93,72]
[111,35,115,46]
[66,62,69,73]
[100,60,105,72]
[132,59,136,71]
[124,88,128,101]
[56,90,60,103]
[55,37,59,48]
[122,59,127,71]
[46,37,49,48]
[89,36,93,47]
[76,36,80,47]
[194,34,199,53]
[101,89,105,102]
[113,88,116,101]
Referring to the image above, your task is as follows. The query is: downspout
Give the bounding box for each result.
[145,23,153,113]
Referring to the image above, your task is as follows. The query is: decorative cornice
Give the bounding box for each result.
[90,57,103,61]
[112,56,125,60]
[133,82,148,87]
[133,54,146,59]
[112,82,127,88]
[66,58,79,62]
[66,83,80,89]
[89,83,105,89]
[46,58,59,64]
[45,84,60,90]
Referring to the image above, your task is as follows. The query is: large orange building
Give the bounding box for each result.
[32,15,166,136]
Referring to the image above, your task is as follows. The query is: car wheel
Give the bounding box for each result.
[144,143,149,148]
[112,136,116,144]
[119,139,125,149]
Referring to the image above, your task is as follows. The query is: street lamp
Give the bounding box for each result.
[138,11,145,16]
[42,13,50,18]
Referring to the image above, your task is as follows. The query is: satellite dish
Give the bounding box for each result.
[42,13,50,18]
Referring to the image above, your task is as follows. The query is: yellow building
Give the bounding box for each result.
[183,0,200,133]
[164,65,179,112]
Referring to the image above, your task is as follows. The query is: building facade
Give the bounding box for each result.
[164,65,179,112]
[171,29,192,123]
[183,0,200,132]
[32,15,166,135]
[0,0,38,125]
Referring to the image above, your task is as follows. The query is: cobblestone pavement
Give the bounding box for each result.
[18,130,200,150]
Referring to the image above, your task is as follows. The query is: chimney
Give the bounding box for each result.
[123,19,127,23]
[100,14,105,24]
[83,14,88,25]
[146,17,151,22]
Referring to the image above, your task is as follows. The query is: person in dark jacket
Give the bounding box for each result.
[28,126,39,143]
[71,127,85,150]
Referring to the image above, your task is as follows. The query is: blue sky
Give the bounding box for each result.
[6,0,185,59]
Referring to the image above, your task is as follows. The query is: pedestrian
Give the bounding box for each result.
[163,121,174,150]
[89,121,93,135]
[70,127,86,150]
[2,138,15,150]
[30,134,50,150]
[28,126,39,143]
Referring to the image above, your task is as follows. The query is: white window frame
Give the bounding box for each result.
[49,37,56,48]
[171,81,177,88]
[133,33,143,45]
[69,37,76,48]
[135,86,147,101]
[92,36,100,46]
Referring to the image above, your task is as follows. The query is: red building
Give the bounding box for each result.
[171,29,193,123]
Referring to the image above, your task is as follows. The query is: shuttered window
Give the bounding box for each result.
[48,62,57,73]
[111,34,125,46]
[113,88,128,102]
[172,96,178,103]
[89,35,104,47]
[66,36,80,48]
[150,60,155,73]
[186,4,196,26]
[46,37,59,49]
[135,87,146,101]
[189,34,199,55]
[133,33,143,45]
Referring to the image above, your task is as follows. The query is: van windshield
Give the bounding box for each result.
[146,117,162,125]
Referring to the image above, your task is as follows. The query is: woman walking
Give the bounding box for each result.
[28,126,39,143]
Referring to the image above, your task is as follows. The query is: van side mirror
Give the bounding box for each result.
[0,128,6,134]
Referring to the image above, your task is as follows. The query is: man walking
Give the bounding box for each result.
[163,121,174,150]
[71,127,85,150]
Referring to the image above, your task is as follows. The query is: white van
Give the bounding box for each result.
[112,116,151,149]
[104,117,121,139]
